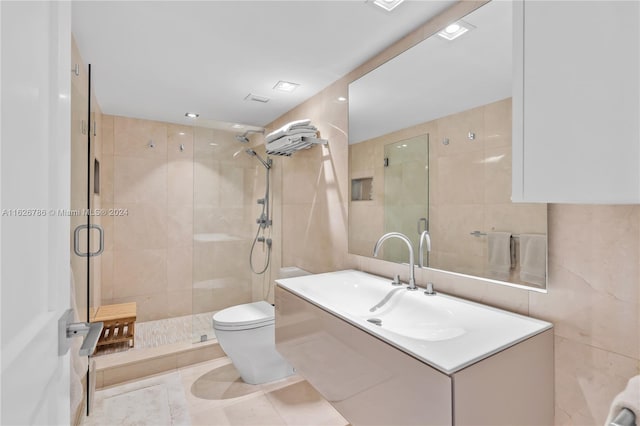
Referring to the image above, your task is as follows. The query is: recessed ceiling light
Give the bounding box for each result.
[273,80,300,92]
[209,142,218,146]
[244,93,270,103]
[372,0,404,12]
[437,20,475,41]
[185,112,199,119]
[231,123,245,129]
[178,132,186,135]
[336,96,347,103]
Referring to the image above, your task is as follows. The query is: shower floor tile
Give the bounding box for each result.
[94,311,217,356]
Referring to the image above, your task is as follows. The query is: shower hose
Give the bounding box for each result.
[249,159,272,275]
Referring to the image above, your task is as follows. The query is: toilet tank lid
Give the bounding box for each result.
[213,301,274,327]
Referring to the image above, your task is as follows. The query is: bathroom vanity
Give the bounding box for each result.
[275,270,553,426]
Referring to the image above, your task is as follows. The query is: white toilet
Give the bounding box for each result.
[212,300,294,385]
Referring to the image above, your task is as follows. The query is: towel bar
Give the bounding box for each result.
[610,408,636,426]
[470,231,520,239]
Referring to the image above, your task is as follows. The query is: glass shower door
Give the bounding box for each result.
[70,59,102,418]
[86,63,102,415]
[191,129,258,342]
[383,134,429,265]
[70,55,90,419]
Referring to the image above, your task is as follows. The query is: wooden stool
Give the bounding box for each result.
[91,302,137,348]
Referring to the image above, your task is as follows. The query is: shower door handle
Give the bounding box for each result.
[419,230,432,268]
[73,224,104,257]
[417,218,428,234]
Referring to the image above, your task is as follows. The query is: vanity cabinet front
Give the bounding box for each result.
[512,0,640,203]
[275,286,553,426]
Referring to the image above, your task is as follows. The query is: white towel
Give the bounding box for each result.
[487,232,512,281]
[605,375,639,426]
[519,234,547,286]
[266,126,317,143]
[266,133,318,151]
[265,119,315,142]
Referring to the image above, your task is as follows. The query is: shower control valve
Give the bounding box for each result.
[257,237,273,247]
[256,215,272,228]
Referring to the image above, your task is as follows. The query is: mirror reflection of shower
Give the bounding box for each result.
[245,148,273,274]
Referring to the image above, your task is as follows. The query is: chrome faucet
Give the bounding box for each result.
[373,232,417,290]
[418,230,431,268]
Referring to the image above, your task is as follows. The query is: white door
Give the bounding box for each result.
[1,2,72,425]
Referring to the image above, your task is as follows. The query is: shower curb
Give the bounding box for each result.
[93,339,225,389]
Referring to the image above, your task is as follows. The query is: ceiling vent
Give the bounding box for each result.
[244,93,270,103]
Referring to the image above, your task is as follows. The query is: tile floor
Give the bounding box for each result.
[84,356,349,426]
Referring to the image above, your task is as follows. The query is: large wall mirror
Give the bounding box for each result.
[348,0,548,291]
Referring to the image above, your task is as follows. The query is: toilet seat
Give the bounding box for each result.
[213,301,274,331]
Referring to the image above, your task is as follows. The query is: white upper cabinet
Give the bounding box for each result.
[512,1,640,203]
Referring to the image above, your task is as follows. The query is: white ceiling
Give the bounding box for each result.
[349,0,512,143]
[72,0,456,130]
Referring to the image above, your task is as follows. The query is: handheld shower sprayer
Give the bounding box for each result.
[245,149,272,169]
[244,147,273,275]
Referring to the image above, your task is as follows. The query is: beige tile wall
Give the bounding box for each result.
[101,116,267,323]
[100,115,194,322]
[268,80,352,274]
[266,2,640,424]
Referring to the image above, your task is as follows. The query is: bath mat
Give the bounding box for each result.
[83,372,190,426]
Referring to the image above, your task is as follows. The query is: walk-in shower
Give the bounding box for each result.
[245,149,273,274]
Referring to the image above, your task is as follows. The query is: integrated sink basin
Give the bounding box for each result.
[276,269,552,374]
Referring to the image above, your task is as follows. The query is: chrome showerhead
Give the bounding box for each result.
[235,129,264,144]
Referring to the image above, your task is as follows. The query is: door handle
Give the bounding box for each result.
[609,408,635,426]
[417,217,428,234]
[58,309,103,356]
[73,224,104,257]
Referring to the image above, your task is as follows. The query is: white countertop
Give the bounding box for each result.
[276,269,552,375]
